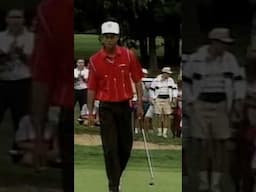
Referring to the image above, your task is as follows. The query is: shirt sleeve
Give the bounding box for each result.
[24,33,34,56]
[172,82,178,98]
[128,50,143,83]
[149,78,157,99]
[230,56,246,100]
[74,69,78,78]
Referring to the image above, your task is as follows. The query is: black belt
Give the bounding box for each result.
[157,95,169,99]
[198,92,226,103]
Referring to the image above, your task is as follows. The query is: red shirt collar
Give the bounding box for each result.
[100,46,122,58]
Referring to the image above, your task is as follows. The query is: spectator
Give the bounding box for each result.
[134,68,151,133]
[173,80,182,137]
[74,58,89,123]
[15,106,60,166]
[236,43,256,192]
[0,8,34,157]
[183,28,245,192]
[149,67,178,138]
[80,100,100,126]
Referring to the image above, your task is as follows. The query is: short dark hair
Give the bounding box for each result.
[103,17,119,23]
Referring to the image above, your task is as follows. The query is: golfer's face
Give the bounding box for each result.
[102,34,119,49]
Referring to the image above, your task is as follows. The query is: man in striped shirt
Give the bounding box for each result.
[183,28,245,192]
[149,67,178,138]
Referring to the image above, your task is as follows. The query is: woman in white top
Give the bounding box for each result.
[0,9,34,159]
[74,59,89,122]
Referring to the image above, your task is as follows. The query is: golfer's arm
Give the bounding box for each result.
[135,81,143,105]
[87,89,96,114]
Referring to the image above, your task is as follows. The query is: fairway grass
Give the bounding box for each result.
[74,34,101,59]
[75,145,181,192]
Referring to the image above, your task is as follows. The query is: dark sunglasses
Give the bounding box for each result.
[8,16,23,19]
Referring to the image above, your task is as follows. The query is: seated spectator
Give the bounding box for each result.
[80,101,100,126]
[14,107,60,167]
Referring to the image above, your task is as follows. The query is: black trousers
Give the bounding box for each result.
[99,101,133,191]
[74,89,87,111]
[0,79,31,148]
[58,107,74,192]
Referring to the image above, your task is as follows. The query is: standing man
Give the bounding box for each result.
[30,0,73,191]
[74,58,89,123]
[149,67,178,138]
[0,9,34,155]
[183,28,245,192]
[87,20,144,192]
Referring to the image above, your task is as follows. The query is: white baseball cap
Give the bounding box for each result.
[101,21,120,35]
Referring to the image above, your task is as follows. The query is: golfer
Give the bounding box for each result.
[87,19,144,192]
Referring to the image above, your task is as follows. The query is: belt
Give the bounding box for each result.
[198,92,226,103]
[157,95,169,99]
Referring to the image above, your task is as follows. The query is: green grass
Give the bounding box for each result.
[75,168,181,192]
[75,145,181,192]
[74,34,101,59]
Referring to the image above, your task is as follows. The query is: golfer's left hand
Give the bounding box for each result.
[136,104,144,120]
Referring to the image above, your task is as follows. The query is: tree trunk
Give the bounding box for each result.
[182,0,201,53]
[139,37,148,67]
[148,35,158,74]
[163,35,180,67]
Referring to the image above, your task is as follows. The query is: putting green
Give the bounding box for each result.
[75,168,181,192]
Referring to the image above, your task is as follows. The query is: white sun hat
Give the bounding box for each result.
[208,28,234,43]
[161,67,173,74]
[101,21,120,34]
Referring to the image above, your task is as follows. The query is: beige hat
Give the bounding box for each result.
[161,67,172,74]
[101,21,120,34]
[208,28,234,43]
[142,68,148,74]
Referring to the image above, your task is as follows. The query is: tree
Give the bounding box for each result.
[74,0,182,71]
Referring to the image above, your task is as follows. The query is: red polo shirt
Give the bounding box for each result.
[31,0,73,109]
[87,46,143,102]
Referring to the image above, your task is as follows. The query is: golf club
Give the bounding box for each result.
[139,119,155,186]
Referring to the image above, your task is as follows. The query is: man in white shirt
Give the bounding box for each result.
[74,58,89,123]
[0,9,34,157]
[149,67,177,138]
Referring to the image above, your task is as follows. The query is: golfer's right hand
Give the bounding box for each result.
[88,114,95,127]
